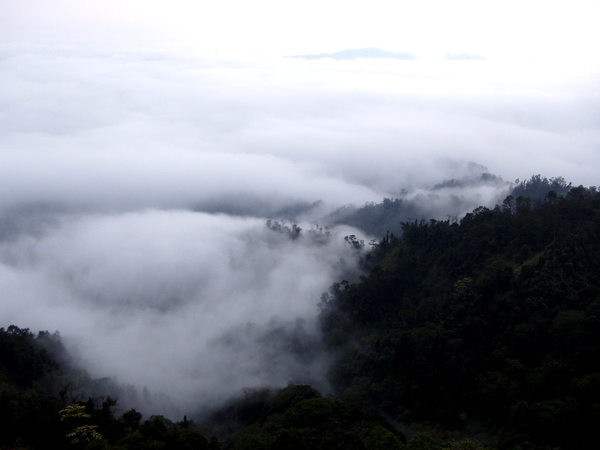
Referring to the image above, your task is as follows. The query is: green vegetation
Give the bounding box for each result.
[320,180,600,449]
[327,171,508,237]
[2,175,599,449]
[327,174,570,239]
[0,326,220,449]
[511,175,572,202]
[222,384,405,450]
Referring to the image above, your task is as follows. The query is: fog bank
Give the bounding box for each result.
[1,33,599,417]
[1,208,369,415]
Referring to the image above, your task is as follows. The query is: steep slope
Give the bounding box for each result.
[320,185,600,449]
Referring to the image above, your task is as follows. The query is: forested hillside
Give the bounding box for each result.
[321,181,600,449]
[2,176,600,449]
[330,174,569,238]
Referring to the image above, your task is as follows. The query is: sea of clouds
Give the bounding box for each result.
[1,35,599,417]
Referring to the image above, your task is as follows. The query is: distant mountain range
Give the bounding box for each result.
[289,48,485,61]
[289,48,414,60]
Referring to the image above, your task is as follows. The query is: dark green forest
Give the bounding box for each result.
[321,177,600,449]
[330,174,570,238]
[2,175,600,449]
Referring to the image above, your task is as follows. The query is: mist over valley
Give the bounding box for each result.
[2,4,600,447]
[1,44,598,416]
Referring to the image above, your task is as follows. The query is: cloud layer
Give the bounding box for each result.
[1,208,365,415]
[1,38,599,417]
[2,47,599,212]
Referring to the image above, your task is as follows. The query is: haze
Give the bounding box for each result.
[1,0,599,417]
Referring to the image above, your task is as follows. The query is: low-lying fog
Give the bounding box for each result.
[2,18,599,417]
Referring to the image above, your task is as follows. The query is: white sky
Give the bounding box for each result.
[2,0,600,61]
[1,0,600,197]
[1,0,599,199]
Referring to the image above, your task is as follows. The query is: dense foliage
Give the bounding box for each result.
[320,183,600,449]
[0,326,66,448]
[221,384,405,450]
[511,175,572,202]
[328,171,508,237]
[3,175,599,449]
[328,174,569,238]
[0,326,221,449]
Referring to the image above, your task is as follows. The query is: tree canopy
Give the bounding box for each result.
[320,184,600,449]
